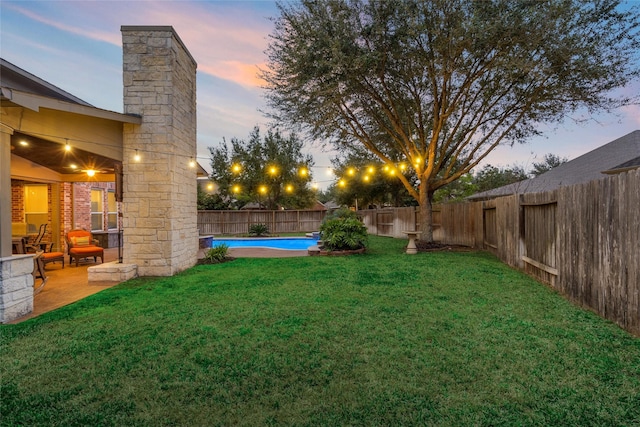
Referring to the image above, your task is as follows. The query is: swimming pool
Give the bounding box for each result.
[212,237,318,251]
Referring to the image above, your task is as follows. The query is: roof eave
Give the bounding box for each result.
[1,87,141,124]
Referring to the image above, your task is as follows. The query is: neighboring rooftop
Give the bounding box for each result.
[468,130,640,200]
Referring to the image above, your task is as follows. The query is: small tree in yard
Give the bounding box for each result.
[262,0,640,242]
[208,127,316,210]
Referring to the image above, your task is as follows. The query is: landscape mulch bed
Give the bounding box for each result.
[416,241,474,252]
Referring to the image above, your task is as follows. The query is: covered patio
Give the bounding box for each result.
[1,26,200,323]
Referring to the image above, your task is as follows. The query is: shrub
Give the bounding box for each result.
[248,223,270,237]
[319,214,368,251]
[205,244,229,263]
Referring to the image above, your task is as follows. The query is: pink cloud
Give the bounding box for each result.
[7,1,275,88]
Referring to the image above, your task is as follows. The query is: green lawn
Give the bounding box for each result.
[1,236,639,426]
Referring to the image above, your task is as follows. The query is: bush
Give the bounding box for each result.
[204,244,229,263]
[248,223,270,236]
[319,212,368,251]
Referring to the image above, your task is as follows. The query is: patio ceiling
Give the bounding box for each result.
[11,130,120,177]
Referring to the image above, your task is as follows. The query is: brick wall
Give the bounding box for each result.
[11,181,24,222]
[10,180,118,251]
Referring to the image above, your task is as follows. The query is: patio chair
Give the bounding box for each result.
[12,237,28,254]
[33,251,47,295]
[26,224,48,253]
[41,242,65,269]
[66,229,104,267]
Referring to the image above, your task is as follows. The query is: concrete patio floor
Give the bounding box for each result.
[9,247,308,324]
[9,248,121,324]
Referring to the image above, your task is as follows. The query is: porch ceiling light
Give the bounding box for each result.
[19,140,28,146]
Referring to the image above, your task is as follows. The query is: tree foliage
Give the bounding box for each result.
[197,184,231,210]
[208,127,315,210]
[530,153,568,177]
[330,147,417,208]
[473,164,529,193]
[262,0,640,241]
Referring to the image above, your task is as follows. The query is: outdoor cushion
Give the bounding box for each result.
[43,251,65,269]
[71,246,101,254]
[72,236,91,246]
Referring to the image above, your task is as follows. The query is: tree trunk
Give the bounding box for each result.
[418,182,434,242]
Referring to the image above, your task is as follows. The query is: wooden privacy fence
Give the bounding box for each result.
[198,210,326,235]
[358,169,640,336]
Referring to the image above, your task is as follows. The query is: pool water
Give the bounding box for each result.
[212,237,318,251]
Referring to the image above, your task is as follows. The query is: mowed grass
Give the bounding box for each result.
[1,236,639,426]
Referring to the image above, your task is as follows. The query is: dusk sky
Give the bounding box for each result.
[2,0,639,189]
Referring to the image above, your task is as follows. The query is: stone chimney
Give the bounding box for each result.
[121,26,198,276]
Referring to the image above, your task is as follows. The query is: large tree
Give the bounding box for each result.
[208,127,315,210]
[262,0,640,241]
[331,149,418,208]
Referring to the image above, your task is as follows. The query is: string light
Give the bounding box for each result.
[65,139,71,152]
[189,157,196,168]
[134,149,141,162]
[86,169,96,177]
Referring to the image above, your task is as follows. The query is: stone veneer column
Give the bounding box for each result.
[1,124,34,322]
[121,26,198,276]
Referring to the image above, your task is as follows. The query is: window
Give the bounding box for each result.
[91,189,103,231]
[107,191,118,230]
[24,185,48,234]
